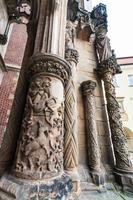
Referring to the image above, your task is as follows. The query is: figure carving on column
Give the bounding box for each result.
[65,20,79,62]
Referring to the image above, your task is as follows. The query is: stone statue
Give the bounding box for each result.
[91,4,112,63]
[65,20,76,50]
[95,26,112,63]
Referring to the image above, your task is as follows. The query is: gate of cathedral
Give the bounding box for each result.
[0,0,133,199]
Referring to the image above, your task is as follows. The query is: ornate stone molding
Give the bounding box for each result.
[81,80,105,185]
[27,53,71,86]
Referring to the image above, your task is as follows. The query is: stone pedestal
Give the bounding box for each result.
[0,174,72,200]
[0,53,72,199]
[97,63,133,192]
[81,80,105,186]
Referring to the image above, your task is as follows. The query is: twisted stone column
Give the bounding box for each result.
[81,80,105,185]
[64,48,80,193]
[97,63,133,191]
[97,65,132,170]
[63,20,80,194]
[0,53,72,200]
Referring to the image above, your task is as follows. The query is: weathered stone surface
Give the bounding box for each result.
[81,80,105,186]
[0,173,72,200]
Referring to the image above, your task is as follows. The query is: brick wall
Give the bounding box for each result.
[0,23,27,146]
[0,71,19,145]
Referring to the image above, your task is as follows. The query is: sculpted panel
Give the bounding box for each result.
[13,75,64,179]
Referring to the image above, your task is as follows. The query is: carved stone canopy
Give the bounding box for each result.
[81,80,96,95]
[27,53,71,86]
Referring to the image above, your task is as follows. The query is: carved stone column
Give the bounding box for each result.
[81,80,105,186]
[97,63,133,192]
[64,20,80,194]
[0,53,72,200]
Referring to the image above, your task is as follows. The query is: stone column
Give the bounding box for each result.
[97,63,133,191]
[34,0,68,57]
[64,48,80,193]
[0,53,72,200]
[81,80,105,186]
[64,20,80,194]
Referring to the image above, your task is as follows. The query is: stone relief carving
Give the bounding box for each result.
[28,53,71,87]
[65,20,76,50]
[65,20,79,63]
[13,75,64,179]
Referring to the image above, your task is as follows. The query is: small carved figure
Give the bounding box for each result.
[65,20,76,50]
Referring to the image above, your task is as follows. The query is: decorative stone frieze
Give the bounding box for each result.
[81,80,105,186]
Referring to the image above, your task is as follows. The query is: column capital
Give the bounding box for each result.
[65,48,79,64]
[27,53,71,86]
[96,56,122,78]
[81,80,96,96]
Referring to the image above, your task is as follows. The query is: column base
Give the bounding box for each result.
[0,173,72,200]
[66,170,81,196]
[114,168,133,192]
[90,171,105,187]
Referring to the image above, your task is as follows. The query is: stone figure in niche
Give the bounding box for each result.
[95,27,112,63]
[91,4,112,63]
[65,20,78,50]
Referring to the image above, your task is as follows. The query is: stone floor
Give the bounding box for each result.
[78,190,133,200]
[76,183,133,200]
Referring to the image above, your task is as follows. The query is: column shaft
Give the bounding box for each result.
[12,53,71,180]
[81,81,105,185]
[101,67,132,171]
[81,81,101,172]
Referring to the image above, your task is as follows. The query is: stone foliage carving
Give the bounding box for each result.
[97,67,132,170]
[13,75,65,179]
[81,81,101,173]
[28,53,71,87]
